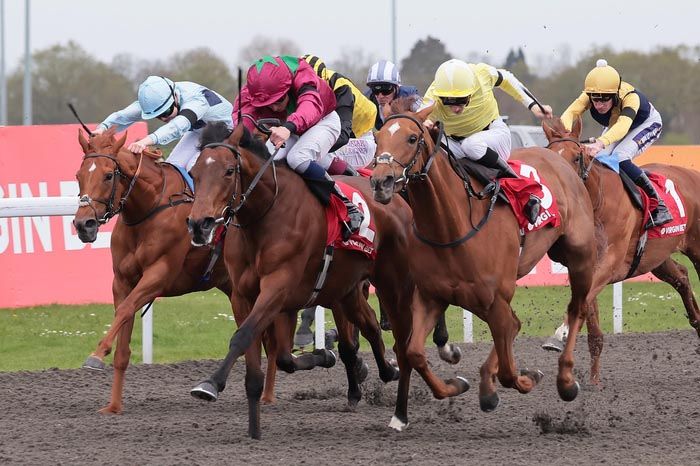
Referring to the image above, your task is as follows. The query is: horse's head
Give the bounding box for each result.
[187,122,253,246]
[542,116,590,179]
[72,127,130,242]
[370,99,436,204]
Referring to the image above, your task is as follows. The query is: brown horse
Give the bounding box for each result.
[543,117,700,383]
[72,127,281,414]
[186,122,411,439]
[369,102,597,430]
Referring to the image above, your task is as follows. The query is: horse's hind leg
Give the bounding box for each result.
[586,298,604,385]
[329,306,365,409]
[274,311,337,372]
[653,256,700,335]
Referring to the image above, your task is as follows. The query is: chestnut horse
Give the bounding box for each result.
[543,117,700,383]
[72,128,281,414]
[186,122,411,439]
[370,102,597,430]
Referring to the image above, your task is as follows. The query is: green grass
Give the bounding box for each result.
[1,255,697,372]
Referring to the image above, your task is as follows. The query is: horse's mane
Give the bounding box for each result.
[199,121,273,161]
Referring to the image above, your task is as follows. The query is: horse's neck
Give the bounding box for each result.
[117,153,168,222]
[409,150,480,240]
[235,155,298,229]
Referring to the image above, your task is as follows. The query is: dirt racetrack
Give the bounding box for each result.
[1,330,699,465]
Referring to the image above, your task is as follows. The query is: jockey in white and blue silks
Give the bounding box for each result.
[94,76,233,174]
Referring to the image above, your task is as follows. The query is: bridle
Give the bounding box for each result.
[546,137,594,181]
[373,113,499,248]
[79,153,138,224]
[201,141,279,229]
[373,113,443,187]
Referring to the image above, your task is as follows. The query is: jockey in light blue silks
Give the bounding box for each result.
[94,76,233,173]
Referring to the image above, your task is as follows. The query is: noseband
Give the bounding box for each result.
[546,137,594,181]
[79,153,137,224]
[373,114,443,187]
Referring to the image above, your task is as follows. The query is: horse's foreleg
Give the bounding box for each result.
[653,258,700,334]
[244,337,265,440]
[406,290,468,400]
[192,286,287,403]
[330,308,364,409]
[487,295,542,397]
[434,313,461,364]
[261,323,278,404]
[98,314,136,414]
[90,264,168,362]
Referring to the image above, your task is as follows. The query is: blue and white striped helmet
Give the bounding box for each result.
[366,60,401,86]
[138,76,176,120]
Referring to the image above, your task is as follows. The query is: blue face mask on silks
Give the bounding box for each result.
[594,152,620,173]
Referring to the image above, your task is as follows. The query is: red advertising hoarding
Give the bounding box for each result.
[0,123,147,308]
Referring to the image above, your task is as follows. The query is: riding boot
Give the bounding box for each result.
[342,164,360,177]
[524,194,542,225]
[634,172,673,229]
[328,156,359,177]
[328,173,364,240]
[477,147,518,178]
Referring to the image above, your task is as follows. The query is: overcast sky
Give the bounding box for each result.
[2,0,698,73]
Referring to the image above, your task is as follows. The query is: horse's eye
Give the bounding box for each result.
[408,135,418,144]
[104,172,113,181]
[225,167,236,177]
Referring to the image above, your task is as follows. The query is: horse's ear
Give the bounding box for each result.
[229,122,245,146]
[78,129,90,153]
[542,117,558,141]
[571,117,582,138]
[113,131,128,154]
[416,101,435,122]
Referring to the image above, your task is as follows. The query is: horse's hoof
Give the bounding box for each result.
[190,381,218,402]
[521,369,545,385]
[446,376,470,395]
[438,344,462,365]
[355,358,369,384]
[313,348,336,368]
[294,330,313,348]
[479,392,500,412]
[83,355,105,371]
[388,415,409,432]
[558,380,580,402]
[541,337,564,352]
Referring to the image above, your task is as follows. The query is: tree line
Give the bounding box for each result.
[4,37,700,144]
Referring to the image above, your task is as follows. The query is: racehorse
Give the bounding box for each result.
[543,117,700,383]
[72,127,280,413]
[185,122,411,439]
[369,101,597,430]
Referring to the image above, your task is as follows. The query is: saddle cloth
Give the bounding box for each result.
[642,172,686,238]
[500,160,561,232]
[325,181,376,259]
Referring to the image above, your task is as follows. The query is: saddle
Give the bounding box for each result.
[617,169,644,211]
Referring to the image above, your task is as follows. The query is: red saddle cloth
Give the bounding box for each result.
[640,172,686,238]
[325,181,377,259]
[498,160,561,232]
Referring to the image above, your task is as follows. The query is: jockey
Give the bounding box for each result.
[365,60,421,130]
[302,54,378,173]
[235,55,363,238]
[561,59,672,229]
[94,76,233,172]
[424,58,553,223]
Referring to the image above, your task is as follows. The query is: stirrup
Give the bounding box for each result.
[645,205,673,230]
[524,195,541,225]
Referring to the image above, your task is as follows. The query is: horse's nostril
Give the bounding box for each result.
[84,219,97,229]
[382,176,395,189]
[202,217,215,230]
